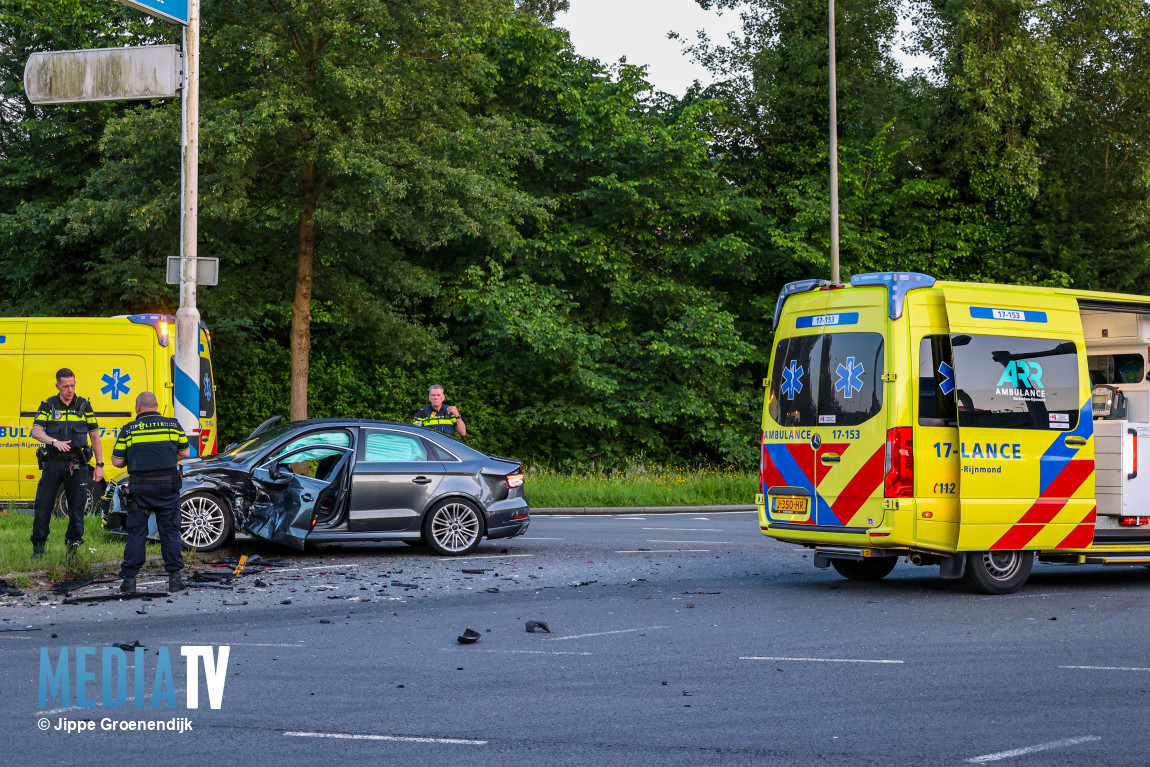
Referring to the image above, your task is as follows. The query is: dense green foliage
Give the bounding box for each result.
[3,0,1149,467]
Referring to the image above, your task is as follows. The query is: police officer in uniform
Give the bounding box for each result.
[412,384,466,437]
[29,368,105,562]
[111,391,190,594]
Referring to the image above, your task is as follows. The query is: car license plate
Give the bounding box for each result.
[772,496,808,513]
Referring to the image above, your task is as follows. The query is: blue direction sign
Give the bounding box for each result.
[116,0,188,26]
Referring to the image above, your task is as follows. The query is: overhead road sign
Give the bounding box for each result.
[116,0,188,25]
[24,45,181,105]
[166,257,218,286]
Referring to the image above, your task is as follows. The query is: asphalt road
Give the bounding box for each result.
[5,510,1150,766]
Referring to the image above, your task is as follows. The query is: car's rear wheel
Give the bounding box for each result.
[423,499,483,556]
[180,492,233,551]
[963,550,1033,594]
[830,557,898,581]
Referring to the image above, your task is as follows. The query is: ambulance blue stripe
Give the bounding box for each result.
[1038,401,1093,494]
[762,444,838,526]
[969,306,1048,323]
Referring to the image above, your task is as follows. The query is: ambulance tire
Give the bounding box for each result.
[179,492,234,552]
[963,550,1033,594]
[830,557,898,581]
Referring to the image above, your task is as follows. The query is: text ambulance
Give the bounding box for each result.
[761,272,1150,593]
[0,315,217,510]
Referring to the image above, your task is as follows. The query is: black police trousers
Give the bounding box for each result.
[120,481,184,578]
[31,459,88,546]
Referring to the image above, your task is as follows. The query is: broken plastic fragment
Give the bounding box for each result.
[525,621,550,633]
[457,628,481,644]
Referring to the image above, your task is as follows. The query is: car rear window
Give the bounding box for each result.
[364,431,430,462]
[768,332,884,427]
[951,334,1080,430]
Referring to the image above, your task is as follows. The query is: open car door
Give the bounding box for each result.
[942,287,1095,552]
[244,443,354,550]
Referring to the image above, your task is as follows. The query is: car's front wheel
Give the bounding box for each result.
[423,498,483,556]
[180,492,234,551]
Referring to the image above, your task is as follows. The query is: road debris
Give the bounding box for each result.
[114,640,145,652]
[525,621,550,633]
[461,568,491,575]
[457,628,481,644]
[64,592,167,604]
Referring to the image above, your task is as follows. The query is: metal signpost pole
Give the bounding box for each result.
[174,0,201,452]
[828,0,841,285]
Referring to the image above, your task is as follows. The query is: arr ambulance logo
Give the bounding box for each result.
[995,360,1045,402]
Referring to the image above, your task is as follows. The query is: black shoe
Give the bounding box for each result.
[65,543,80,564]
[120,577,137,594]
[168,572,186,592]
[31,543,45,560]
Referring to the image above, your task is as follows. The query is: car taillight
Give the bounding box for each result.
[506,472,524,489]
[884,427,914,498]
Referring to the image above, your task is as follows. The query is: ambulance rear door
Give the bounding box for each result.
[942,288,1096,551]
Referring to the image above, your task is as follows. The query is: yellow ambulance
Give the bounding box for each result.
[0,314,217,511]
[760,272,1150,593]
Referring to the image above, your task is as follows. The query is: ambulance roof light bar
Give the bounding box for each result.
[772,279,833,330]
[850,272,937,321]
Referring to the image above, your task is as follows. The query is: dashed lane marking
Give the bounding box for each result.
[616,549,709,553]
[285,731,486,745]
[1060,665,1150,671]
[545,626,668,641]
[965,735,1101,763]
[740,656,904,664]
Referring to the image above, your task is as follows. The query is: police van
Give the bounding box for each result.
[760,272,1150,594]
[0,315,217,511]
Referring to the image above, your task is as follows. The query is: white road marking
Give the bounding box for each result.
[646,539,733,544]
[546,626,668,641]
[1060,665,1150,671]
[965,735,1101,763]
[286,731,486,745]
[614,516,646,520]
[692,517,710,520]
[0,635,32,639]
[277,563,370,573]
[521,537,564,540]
[452,554,535,561]
[227,643,305,648]
[643,527,723,532]
[616,549,710,553]
[740,656,904,664]
[442,648,593,656]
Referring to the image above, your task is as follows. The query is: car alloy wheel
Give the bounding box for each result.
[425,499,482,556]
[180,492,233,551]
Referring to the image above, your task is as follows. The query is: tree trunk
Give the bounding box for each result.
[289,162,318,421]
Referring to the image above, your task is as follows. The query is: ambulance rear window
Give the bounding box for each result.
[951,335,1080,430]
[919,336,957,426]
[768,333,884,427]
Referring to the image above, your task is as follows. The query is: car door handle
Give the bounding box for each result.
[412,477,432,485]
[819,454,841,464]
[301,493,314,502]
[1065,437,1088,447]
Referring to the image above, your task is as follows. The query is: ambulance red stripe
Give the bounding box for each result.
[827,445,886,525]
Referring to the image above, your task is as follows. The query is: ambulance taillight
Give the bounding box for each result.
[884,427,914,497]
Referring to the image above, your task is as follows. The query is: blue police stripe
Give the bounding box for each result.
[795,312,860,329]
[969,306,1048,323]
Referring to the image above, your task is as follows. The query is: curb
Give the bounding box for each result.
[530,504,757,515]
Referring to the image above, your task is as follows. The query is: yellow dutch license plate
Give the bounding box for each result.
[772,496,808,513]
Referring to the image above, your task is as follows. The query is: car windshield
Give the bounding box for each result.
[216,424,296,463]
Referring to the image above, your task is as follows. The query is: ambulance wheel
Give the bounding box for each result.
[180,492,233,552]
[830,557,898,581]
[963,551,1033,594]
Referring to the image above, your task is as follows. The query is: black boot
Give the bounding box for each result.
[120,577,137,594]
[168,572,186,592]
[65,542,80,565]
[31,542,45,560]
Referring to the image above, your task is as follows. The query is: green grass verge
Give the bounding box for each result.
[0,509,163,582]
[525,465,758,508]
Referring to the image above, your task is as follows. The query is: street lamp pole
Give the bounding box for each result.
[828,0,841,284]
[174,0,201,451]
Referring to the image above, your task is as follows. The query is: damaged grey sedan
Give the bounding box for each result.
[101,418,530,555]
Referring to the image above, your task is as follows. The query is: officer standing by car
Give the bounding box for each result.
[29,368,104,562]
[111,391,190,594]
[413,384,466,437]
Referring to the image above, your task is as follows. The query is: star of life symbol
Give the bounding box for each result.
[203,373,212,401]
[835,357,865,398]
[938,361,955,396]
[781,360,805,400]
[101,368,131,400]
